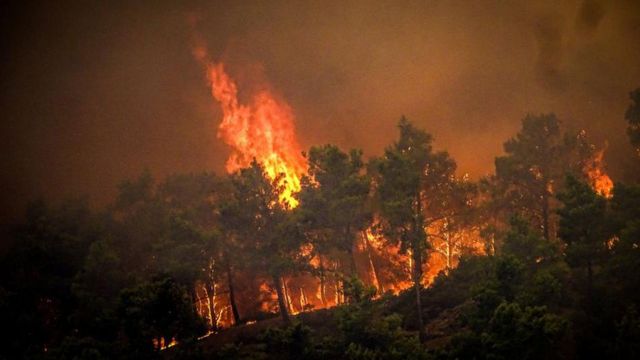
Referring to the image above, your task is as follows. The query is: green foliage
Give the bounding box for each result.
[557,175,609,260]
[484,302,567,359]
[374,117,433,253]
[342,276,377,303]
[220,161,306,323]
[222,161,304,276]
[604,184,640,323]
[423,255,494,317]
[502,216,555,265]
[118,275,206,357]
[259,322,314,359]
[333,300,430,360]
[116,169,154,209]
[463,255,526,330]
[4,102,640,360]
[493,113,596,240]
[557,175,610,303]
[448,302,567,360]
[374,117,459,340]
[298,144,371,277]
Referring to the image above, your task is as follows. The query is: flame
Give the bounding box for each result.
[155,337,178,351]
[585,149,613,198]
[192,45,306,207]
[188,27,489,328]
[364,225,412,294]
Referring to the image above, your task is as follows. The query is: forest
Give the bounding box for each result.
[1,88,639,359]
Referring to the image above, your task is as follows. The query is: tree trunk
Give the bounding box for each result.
[207,260,218,330]
[587,258,593,307]
[346,225,358,278]
[319,256,327,307]
[206,281,218,330]
[542,186,550,241]
[413,191,426,342]
[346,247,357,279]
[412,243,426,342]
[200,282,216,330]
[282,277,294,314]
[190,287,199,315]
[364,232,384,293]
[445,226,452,273]
[226,260,241,326]
[273,274,291,325]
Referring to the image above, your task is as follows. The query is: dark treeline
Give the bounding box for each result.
[2,89,640,359]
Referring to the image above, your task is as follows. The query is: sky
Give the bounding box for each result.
[1,0,640,227]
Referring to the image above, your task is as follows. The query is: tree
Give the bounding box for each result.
[298,144,371,297]
[607,183,640,306]
[501,216,556,267]
[118,275,206,357]
[481,302,567,360]
[0,199,103,359]
[557,175,609,303]
[428,175,477,272]
[494,114,594,241]
[221,161,306,324]
[159,174,241,329]
[111,172,223,330]
[374,117,457,341]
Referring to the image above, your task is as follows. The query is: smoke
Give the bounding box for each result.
[532,0,607,91]
[576,0,605,35]
[533,14,565,90]
[0,0,639,229]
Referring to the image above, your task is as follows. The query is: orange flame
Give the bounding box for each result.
[585,149,613,198]
[192,44,306,207]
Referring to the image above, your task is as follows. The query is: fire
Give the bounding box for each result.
[192,44,306,207]
[363,226,413,294]
[187,27,486,330]
[585,149,613,198]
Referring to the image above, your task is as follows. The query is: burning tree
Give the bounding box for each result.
[492,114,612,243]
[298,145,372,302]
[426,174,479,275]
[220,161,306,324]
[373,117,459,341]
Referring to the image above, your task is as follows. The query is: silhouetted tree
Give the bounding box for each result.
[494,114,594,241]
[373,117,458,341]
[118,275,206,357]
[222,161,306,324]
[557,175,609,304]
[298,144,371,297]
[0,199,104,359]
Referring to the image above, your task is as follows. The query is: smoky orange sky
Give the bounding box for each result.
[1,0,640,227]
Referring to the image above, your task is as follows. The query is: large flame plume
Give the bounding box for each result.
[191,41,306,207]
[585,149,614,198]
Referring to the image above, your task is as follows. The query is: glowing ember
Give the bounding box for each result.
[585,149,614,198]
[192,44,306,207]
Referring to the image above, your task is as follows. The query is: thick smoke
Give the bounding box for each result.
[534,14,565,90]
[0,0,639,230]
[576,0,605,35]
